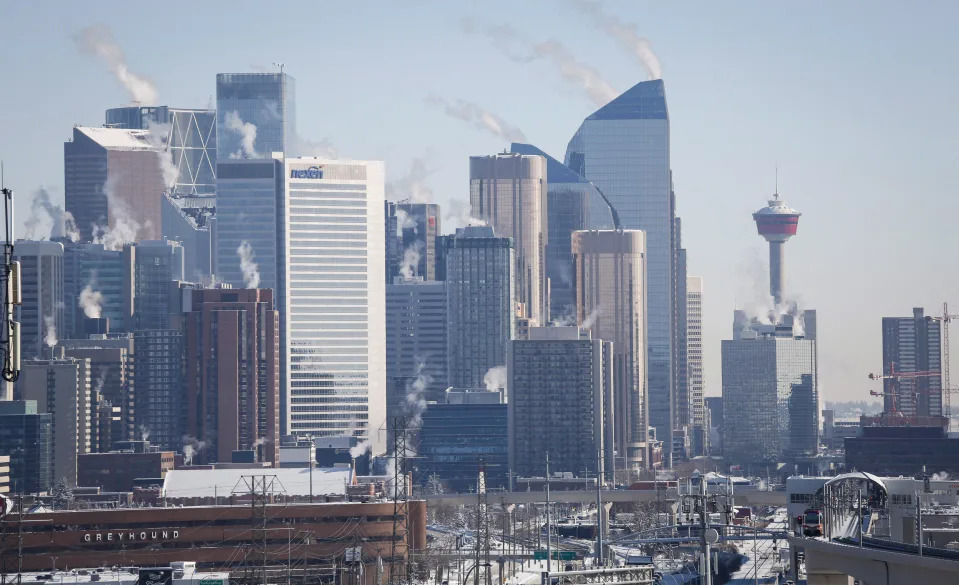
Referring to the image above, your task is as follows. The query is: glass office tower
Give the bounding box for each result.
[216,73,295,160]
[283,158,386,452]
[566,79,676,452]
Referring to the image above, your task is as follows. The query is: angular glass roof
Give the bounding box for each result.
[586,79,668,121]
[509,142,588,184]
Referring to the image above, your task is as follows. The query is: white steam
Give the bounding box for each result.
[291,134,338,159]
[225,111,258,159]
[566,0,663,80]
[139,424,150,441]
[350,440,371,459]
[182,435,208,466]
[483,365,507,392]
[581,306,601,329]
[461,18,617,107]
[144,121,178,190]
[405,357,432,428]
[399,241,424,281]
[444,199,488,229]
[735,249,805,335]
[253,437,269,447]
[73,24,158,105]
[43,315,57,348]
[236,241,260,289]
[182,444,195,465]
[91,173,142,251]
[22,187,80,242]
[387,158,436,204]
[424,95,527,142]
[79,273,104,319]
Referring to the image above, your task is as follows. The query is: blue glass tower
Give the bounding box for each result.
[565,79,677,457]
[215,73,296,160]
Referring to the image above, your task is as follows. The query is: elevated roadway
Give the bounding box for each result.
[789,535,959,584]
[426,489,786,508]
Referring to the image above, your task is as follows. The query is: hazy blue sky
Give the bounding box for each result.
[2,1,958,405]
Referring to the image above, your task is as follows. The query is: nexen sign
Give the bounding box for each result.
[290,165,324,179]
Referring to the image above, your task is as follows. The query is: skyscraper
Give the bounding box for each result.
[686,277,707,456]
[161,192,216,282]
[721,334,818,464]
[386,278,448,409]
[18,356,93,486]
[0,401,53,495]
[184,289,280,465]
[133,240,185,330]
[14,240,65,358]
[59,337,136,445]
[445,226,515,389]
[572,229,647,470]
[64,126,166,242]
[216,73,296,160]
[62,241,135,338]
[395,203,441,281]
[566,80,677,452]
[105,106,217,195]
[507,327,614,479]
[134,329,184,452]
[672,217,688,458]
[509,143,617,322]
[282,157,386,450]
[469,153,547,324]
[215,157,284,291]
[882,308,943,418]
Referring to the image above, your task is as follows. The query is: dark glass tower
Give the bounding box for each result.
[215,73,296,160]
[566,79,678,457]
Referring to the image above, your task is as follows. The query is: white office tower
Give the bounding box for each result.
[282,158,386,453]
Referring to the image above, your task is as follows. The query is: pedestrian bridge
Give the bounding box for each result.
[789,535,959,584]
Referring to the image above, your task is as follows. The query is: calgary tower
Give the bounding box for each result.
[752,192,801,304]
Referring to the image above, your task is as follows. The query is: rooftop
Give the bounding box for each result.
[586,79,668,121]
[161,466,352,499]
[75,126,155,151]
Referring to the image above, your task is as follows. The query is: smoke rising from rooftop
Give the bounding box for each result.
[79,277,104,319]
[484,365,507,392]
[43,315,57,348]
[144,121,178,190]
[73,24,158,105]
[424,95,527,142]
[387,158,436,204]
[22,187,79,242]
[236,241,260,289]
[224,111,258,159]
[566,0,663,80]
[91,174,142,251]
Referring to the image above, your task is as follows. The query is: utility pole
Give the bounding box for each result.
[390,416,410,585]
[594,449,603,567]
[234,475,283,585]
[545,452,551,577]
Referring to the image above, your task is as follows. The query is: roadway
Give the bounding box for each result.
[426,489,786,508]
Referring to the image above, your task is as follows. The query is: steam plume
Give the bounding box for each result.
[73,24,158,105]
[43,315,57,348]
[139,424,150,441]
[22,187,80,242]
[484,365,507,392]
[91,173,142,250]
[387,158,436,204]
[182,444,195,465]
[566,0,663,80]
[225,111,258,159]
[399,241,424,281]
[291,134,338,159]
[236,241,260,289]
[144,121,178,190]
[404,357,432,428]
[79,272,104,319]
[461,18,617,107]
[581,306,601,329]
[424,95,527,142]
[350,440,371,459]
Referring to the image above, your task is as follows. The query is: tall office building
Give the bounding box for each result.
[215,157,284,291]
[184,289,280,465]
[395,203,441,281]
[216,73,295,160]
[14,240,65,358]
[566,79,677,455]
[882,308,943,418]
[672,216,688,462]
[509,143,617,322]
[686,277,707,455]
[470,153,548,324]
[385,202,401,283]
[64,126,166,242]
[134,329,183,452]
[62,241,135,337]
[282,158,386,450]
[386,278,448,410]
[133,240,185,330]
[161,192,216,282]
[721,333,818,465]
[445,226,515,389]
[59,337,136,445]
[18,357,93,486]
[572,229,647,470]
[508,327,614,479]
[105,106,217,195]
[0,401,53,494]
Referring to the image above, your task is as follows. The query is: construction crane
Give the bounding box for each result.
[868,363,942,416]
[926,303,959,431]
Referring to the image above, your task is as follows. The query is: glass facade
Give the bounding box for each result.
[0,401,53,495]
[214,158,283,291]
[62,242,131,337]
[469,154,547,324]
[686,277,706,450]
[419,402,508,491]
[565,79,675,450]
[13,241,64,359]
[133,240,184,330]
[571,230,647,470]
[386,280,448,406]
[282,158,386,451]
[509,143,616,322]
[721,336,818,464]
[445,227,515,389]
[216,73,295,160]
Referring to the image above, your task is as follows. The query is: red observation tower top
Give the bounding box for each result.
[753,194,801,243]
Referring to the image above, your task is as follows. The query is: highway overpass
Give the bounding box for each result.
[426,489,786,507]
[789,535,959,584]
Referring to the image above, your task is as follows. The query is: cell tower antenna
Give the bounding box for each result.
[272,62,285,74]
[774,164,779,199]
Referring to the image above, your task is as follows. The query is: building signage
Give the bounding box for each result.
[84,530,179,543]
[290,165,324,180]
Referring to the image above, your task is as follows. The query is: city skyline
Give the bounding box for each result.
[3,1,959,403]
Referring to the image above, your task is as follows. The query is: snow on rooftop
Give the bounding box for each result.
[162,466,352,499]
[76,126,156,150]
